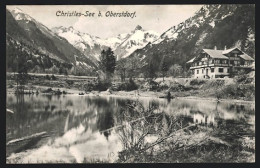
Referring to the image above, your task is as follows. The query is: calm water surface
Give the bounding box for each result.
[6,94,255,163]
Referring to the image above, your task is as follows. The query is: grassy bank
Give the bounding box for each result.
[6,73,255,102]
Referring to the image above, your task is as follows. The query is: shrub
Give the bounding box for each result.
[110,79,138,91]
[145,80,159,91]
[42,88,53,93]
[201,79,225,90]
[218,84,255,100]
[84,82,96,92]
[190,79,206,86]
[45,75,50,80]
[169,84,186,92]
[235,74,248,83]
[96,81,111,91]
[66,80,74,85]
[84,81,111,92]
[51,75,57,80]
[157,81,170,91]
[125,79,138,91]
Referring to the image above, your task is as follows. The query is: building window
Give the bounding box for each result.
[227,68,230,73]
[202,69,204,74]
[197,70,199,74]
[211,68,214,73]
[219,68,223,73]
[246,61,251,66]
[215,59,220,64]
[222,60,227,64]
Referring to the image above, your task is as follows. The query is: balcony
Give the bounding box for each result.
[190,63,229,69]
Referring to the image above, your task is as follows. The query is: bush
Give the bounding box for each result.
[42,88,53,93]
[125,79,138,91]
[159,83,169,91]
[169,83,193,92]
[190,79,206,86]
[234,72,253,84]
[200,80,225,91]
[96,81,111,91]
[84,81,111,92]
[217,84,255,100]
[66,80,74,85]
[84,83,95,92]
[45,75,50,80]
[144,80,159,91]
[51,75,57,80]
[110,79,138,91]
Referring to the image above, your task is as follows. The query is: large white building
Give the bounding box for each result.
[187,47,254,79]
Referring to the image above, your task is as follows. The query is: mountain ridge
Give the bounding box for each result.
[6,8,97,76]
[51,24,159,60]
[126,4,255,76]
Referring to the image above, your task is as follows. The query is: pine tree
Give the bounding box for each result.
[99,47,116,82]
[145,58,157,80]
[160,56,169,82]
[116,59,127,82]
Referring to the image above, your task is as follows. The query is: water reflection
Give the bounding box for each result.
[6,94,255,163]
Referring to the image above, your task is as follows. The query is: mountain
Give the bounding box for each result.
[51,25,159,60]
[114,25,159,59]
[127,4,255,75]
[6,8,97,75]
[51,26,125,61]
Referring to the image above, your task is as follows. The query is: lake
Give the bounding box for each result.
[6,94,255,163]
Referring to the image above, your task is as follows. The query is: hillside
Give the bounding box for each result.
[127,4,255,75]
[6,8,97,75]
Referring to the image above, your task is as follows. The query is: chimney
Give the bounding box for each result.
[224,45,227,50]
[214,46,217,50]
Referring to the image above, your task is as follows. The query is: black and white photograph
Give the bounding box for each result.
[5,4,255,163]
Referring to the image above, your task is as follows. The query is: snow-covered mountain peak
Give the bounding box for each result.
[51,25,159,60]
[115,26,159,58]
[11,8,33,21]
[12,7,23,14]
[51,26,96,48]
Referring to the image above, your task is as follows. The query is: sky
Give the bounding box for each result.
[7,5,203,39]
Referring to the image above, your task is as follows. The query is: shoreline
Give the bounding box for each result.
[6,86,255,104]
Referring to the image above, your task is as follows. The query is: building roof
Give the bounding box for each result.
[187,57,196,63]
[222,47,243,55]
[185,48,254,64]
[239,53,254,61]
[203,49,228,59]
[222,47,236,55]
